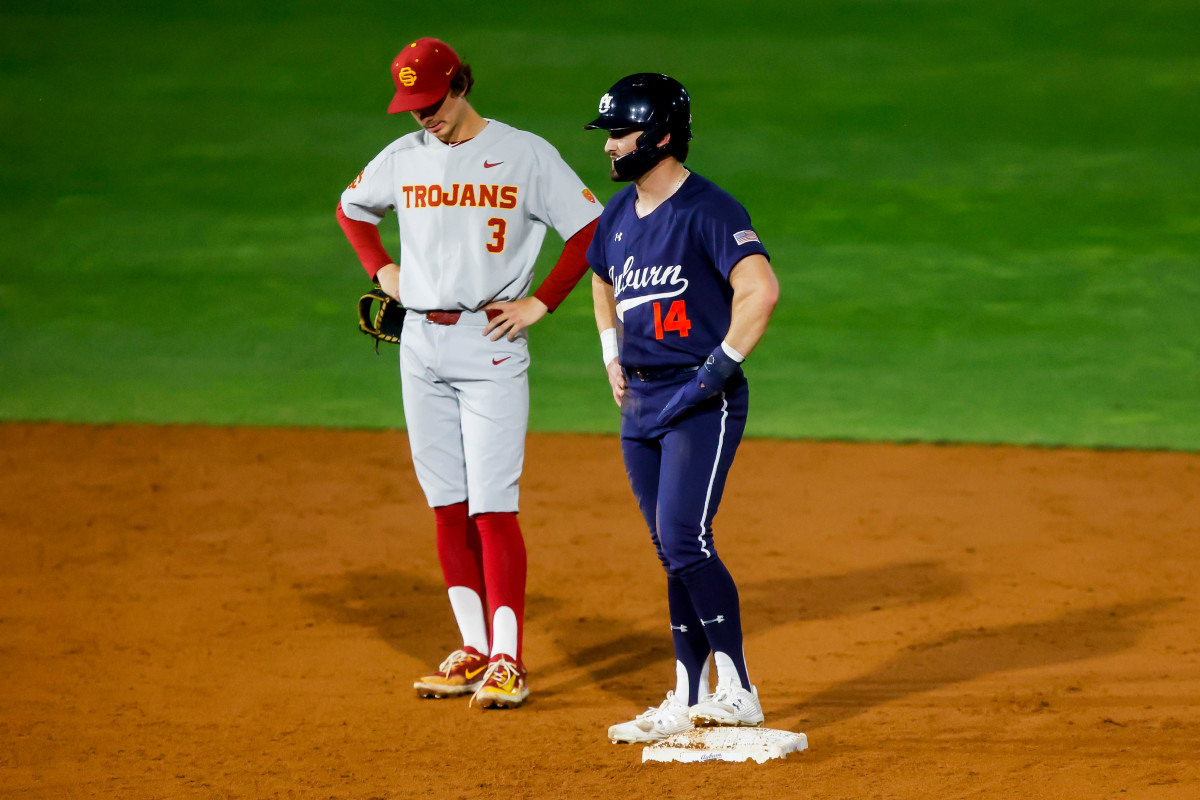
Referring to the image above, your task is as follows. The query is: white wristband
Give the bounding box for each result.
[600,328,619,365]
[720,340,746,363]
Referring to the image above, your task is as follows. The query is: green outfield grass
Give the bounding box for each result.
[2,0,1198,449]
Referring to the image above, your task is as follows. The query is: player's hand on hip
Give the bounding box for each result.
[656,346,742,427]
[376,263,401,302]
[605,358,626,407]
[483,297,548,341]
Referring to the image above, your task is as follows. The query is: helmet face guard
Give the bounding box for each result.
[610,131,671,181]
[585,73,692,181]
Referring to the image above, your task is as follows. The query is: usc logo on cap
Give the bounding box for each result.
[388,37,462,114]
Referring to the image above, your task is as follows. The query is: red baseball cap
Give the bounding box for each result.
[388,38,461,114]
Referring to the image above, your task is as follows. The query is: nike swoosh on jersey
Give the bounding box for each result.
[484,160,503,168]
[492,356,512,365]
[614,285,688,321]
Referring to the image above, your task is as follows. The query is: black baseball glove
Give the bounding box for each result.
[357,288,405,354]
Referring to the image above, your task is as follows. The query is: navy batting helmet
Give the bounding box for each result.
[585,73,692,181]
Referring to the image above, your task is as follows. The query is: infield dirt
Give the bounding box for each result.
[2,423,1198,798]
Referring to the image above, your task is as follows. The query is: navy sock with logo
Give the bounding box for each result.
[667,574,711,704]
[679,556,751,690]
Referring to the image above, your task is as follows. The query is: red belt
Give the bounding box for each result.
[424,309,502,325]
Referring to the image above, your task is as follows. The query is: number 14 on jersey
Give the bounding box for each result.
[652,301,691,339]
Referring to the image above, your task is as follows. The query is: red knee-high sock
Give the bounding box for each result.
[434,502,485,590]
[434,502,489,654]
[473,511,527,662]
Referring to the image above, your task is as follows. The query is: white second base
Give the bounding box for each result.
[641,727,809,764]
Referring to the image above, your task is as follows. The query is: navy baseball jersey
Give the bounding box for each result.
[587,172,769,369]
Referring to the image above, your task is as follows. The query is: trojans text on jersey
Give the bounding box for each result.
[401,184,518,209]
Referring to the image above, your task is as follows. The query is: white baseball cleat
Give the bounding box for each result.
[688,682,764,727]
[609,691,694,744]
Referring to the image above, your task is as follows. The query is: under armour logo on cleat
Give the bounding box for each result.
[670,624,689,633]
[700,615,725,626]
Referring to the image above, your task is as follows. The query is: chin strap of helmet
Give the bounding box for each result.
[612,129,671,181]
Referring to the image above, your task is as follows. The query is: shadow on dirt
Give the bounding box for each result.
[532,560,968,706]
[301,560,970,707]
[300,566,1171,724]
[784,598,1173,733]
[303,569,461,668]
[299,566,1170,722]
[302,567,675,706]
[532,631,676,707]
[740,560,967,632]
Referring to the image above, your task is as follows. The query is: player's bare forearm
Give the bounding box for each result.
[592,273,618,335]
[724,254,779,357]
[592,273,625,406]
[376,263,401,302]
[482,296,549,341]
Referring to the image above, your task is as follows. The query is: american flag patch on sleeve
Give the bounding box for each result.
[733,229,760,246]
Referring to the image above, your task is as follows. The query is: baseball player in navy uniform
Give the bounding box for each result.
[584,74,780,742]
[336,38,601,709]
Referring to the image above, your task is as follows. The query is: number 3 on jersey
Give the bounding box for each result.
[487,217,507,253]
[652,300,691,339]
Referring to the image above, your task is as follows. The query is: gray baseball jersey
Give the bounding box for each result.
[340,119,602,312]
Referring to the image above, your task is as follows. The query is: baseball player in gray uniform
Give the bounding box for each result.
[336,37,601,708]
